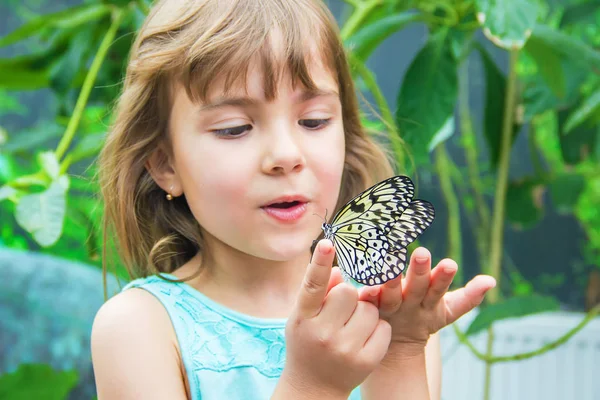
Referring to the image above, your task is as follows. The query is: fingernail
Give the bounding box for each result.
[443,266,456,274]
[319,240,332,255]
[415,254,429,263]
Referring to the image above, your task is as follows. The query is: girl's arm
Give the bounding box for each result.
[360,332,441,400]
[425,332,442,400]
[91,289,189,400]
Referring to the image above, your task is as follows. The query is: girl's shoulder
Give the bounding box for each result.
[90,278,189,399]
[91,275,181,352]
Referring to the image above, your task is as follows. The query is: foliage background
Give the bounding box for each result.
[0,0,599,398]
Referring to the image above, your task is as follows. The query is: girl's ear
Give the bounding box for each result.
[146,145,183,197]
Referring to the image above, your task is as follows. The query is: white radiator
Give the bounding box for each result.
[439,309,600,400]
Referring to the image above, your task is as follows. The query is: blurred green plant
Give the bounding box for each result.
[340,0,600,398]
[0,363,78,400]
[0,0,599,399]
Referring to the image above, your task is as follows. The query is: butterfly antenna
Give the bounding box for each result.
[312,209,329,224]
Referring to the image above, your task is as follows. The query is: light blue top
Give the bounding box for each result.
[122,273,362,400]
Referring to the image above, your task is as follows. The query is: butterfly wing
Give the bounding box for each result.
[331,222,408,285]
[330,175,415,228]
[325,175,435,286]
[386,199,435,249]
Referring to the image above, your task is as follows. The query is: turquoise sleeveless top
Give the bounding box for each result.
[122,273,362,400]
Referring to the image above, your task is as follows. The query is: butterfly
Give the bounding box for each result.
[320,175,435,286]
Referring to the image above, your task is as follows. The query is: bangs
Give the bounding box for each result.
[169,0,341,103]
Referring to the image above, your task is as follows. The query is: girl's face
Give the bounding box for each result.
[166,56,345,261]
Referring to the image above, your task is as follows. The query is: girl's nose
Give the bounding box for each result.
[261,126,305,175]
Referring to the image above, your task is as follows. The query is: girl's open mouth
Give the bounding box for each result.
[262,201,308,222]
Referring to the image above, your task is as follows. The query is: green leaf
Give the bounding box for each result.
[70,132,106,163]
[38,152,61,180]
[476,43,520,168]
[345,11,423,61]
[557,107,599,164]
[506,177,545,229]
[56,196,102,263]
[550,172,586,214]
[0,90,26,117]
[15,177,69,247]
[475,0,540,49]
[428,115,455,151]
[0,29,73,90]
[0,363,78,400]
[395,31,458,165]
[530,24,600,71]
[563,89,600,134]
[523,35,565,98]
[449,28,475,61]
[80,106,111,134]
[465,294,560,336]
[3,123,63,154]
[0,68,51,90]
[521,58,588,120]
[560,0,600,27]
[0,185,18,202]
[50,23,99,94]
[0,4,112,48]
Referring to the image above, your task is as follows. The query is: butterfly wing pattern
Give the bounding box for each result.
[321,175,435,286]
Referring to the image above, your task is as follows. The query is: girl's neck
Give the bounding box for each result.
[171,237,310,319]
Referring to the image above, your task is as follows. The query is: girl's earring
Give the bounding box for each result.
[166,185,174,201]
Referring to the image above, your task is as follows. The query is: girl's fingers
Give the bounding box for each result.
[360,319,392,365]
[444,275,497,325]
[402,247,432,307]
[318,282,359,327]
[421,259,457,309]
[358,285,381,307]
[327,267,345,294]
[296,239,335,318]
[378,274,403,315]
[342,301,380,346]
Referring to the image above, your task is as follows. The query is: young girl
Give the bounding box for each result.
[91,0,496,399]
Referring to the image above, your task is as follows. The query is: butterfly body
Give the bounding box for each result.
[321,175,435,286]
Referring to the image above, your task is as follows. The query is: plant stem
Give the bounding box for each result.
[135,0,149,14]
[340,0,381,40]
[435,144,463,284]
[481,47,518,400]
[54,8,124,161]
[458,59,490,269]
[483,326,494,400]
[348,53,405,169]
[486,48,519,303]
[452,303,600,363]
[459,60,490,237]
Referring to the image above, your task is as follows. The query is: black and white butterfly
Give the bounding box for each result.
[320,175,435,286]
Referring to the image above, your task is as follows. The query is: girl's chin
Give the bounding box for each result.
[254,237,315,261]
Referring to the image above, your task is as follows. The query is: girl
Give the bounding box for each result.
[91,0,496,399]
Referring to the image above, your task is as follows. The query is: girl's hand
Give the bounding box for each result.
[358,247,496,357]
[275,239,391,399]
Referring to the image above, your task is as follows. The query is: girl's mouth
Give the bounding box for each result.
[261,201,308,222]
[268,201,301,209]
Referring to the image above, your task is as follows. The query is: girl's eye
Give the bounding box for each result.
[299,118,331,130]
[212,124,252,138]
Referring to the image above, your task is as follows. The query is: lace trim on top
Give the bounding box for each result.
[122,273,287,400]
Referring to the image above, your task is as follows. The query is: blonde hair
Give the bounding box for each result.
[98,0,395,285]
